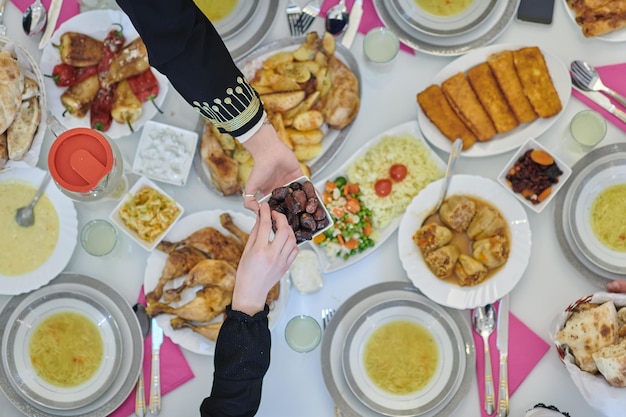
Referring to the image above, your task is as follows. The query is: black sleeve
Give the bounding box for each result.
[199,305,271,417]
[114,0,264,137]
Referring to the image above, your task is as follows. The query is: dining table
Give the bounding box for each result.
[1,0,624,416]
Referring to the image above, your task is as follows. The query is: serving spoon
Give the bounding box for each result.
[15,173,51,227]
[22,0,47,36]
[422,138,462,224]
[325,0,349,36]
[133,303,151,417]
[473,304,496,415]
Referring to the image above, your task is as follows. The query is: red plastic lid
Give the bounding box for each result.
[48,128,114,193]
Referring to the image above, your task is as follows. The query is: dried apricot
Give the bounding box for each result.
[530,149,554,166]
[537,187,552,202]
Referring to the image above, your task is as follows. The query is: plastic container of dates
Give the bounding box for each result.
[259,176,333,245]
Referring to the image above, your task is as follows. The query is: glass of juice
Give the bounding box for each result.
[363,27,400,72]
[81,219,118,256]
[284,315,322,353]
[569,110,607,151]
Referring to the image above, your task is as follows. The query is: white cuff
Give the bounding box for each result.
[236,111,268,143]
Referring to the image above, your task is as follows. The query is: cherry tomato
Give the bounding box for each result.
[374,179,392,197]
[389,164,408,182]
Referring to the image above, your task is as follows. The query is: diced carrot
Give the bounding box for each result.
[344,183,360,195]
[332,207,345,218]
[345,197,360,213]
[337,234,345,245]
[313,233,326,244]
[530,149,554,166]
[323,191,332,205]
[344,238,359,250]
[537,186,552,202]
[326,181,337,191]
[363,221,371,237]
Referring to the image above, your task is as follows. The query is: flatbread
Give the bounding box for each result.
[7,97,41,161]
[0,132,7,169]
[556,301,618,373]
[0,51,24,134]
[593,338,626,387]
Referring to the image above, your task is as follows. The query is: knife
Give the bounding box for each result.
[573,85,626,124]
[149,318,163,415]
[341,0,362,49]
[39,0,63,49]
[496,295,509,417]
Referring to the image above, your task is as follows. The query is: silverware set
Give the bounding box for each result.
[473,297,509,417]
[286,0,322,36]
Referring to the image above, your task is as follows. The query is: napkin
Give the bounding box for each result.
[472,305,550,417]
[108,289,195,417]
[10,0,80,31]
[321,0,415,54]
[571,62,626,133]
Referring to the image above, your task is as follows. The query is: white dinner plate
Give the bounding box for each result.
[373,0,519,56]
[223,1,277,61]
[342,299,461,416]
[321,282,475,417]
[391,0,498,37]
[571,162,626,273]
[5,292,122,410]
[0,273,143,417]
[143,210,290,355]
[0,37,48,171]
[0,168,77,295]
[210,0,259,41]
[39,10,169,140]
[193,35,361,197]
[562,0,626,42]
[417,43,571,157]
[398,175,532,310]
[307,120,445,273]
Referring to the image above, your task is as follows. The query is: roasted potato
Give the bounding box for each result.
[293,143,323,161]
[260,91,306,112]
[288,128,324,145]
[293,110,324,131]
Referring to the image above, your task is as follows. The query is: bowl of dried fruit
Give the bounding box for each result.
[497,138,572,214]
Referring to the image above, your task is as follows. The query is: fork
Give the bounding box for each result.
[321,308,344,417]
[295,0,321,34]
[286,0,302,37]
[570,60,626,109]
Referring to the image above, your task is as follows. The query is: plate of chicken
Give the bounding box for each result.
[397,175,532,309]
[143,210,289,355]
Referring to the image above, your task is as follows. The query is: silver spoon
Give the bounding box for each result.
[133,303,151,417]
[325,0,349,36]
[571,60,626,109]
[422,138,462,223]
[473,304,496,416]
[22,0,47,36]
[15,173,51,227]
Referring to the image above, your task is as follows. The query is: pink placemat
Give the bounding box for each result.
[10,0,80,31]
[472,303,550,417]
[571,62,626,134]
[108,289,195,417]
[321,0,415,54]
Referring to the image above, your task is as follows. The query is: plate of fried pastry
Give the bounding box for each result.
[417,44,570,157]
[563,0,626,41]
[143,210,289,355]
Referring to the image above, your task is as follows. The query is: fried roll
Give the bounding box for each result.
[512,47,562,118]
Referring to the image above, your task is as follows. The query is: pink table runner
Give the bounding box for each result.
[108,289,195,417]
[10,0,80,31]
[472,302,550,417]
[571,62,626,134]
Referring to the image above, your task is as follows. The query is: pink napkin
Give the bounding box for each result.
[10,0,80,31]
[321,0,415,54]
[472,303,550,417]
[571,62,626,133]
[108,289,195,417]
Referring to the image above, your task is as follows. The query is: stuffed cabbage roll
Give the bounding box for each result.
[413,223,453,253]
[424,244,460,279]
[472,235,509,269]
[439,195,476,232]
[455,254,488,286]
[467,205,506,240]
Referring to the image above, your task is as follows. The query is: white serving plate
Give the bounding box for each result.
[0,168,77,295]
[562,0,626,42]
[309,120,445,273]
[398,175,532,310]
[417,43,571,157]
[39,10,169,139]
[143,210,290,355]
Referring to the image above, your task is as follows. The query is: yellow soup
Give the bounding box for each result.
[590,183,626,252]
[414,0,474,17]
[0,181,59,276]
[364,320,439,395]
[193,0,238,22]
[29,311,104,387]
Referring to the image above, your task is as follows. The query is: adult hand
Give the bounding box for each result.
[606,280,626,293]
[241,123,303,211]
[232,202,298,316]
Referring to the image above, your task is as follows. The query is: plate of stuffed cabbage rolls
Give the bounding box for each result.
[398,175,532,309]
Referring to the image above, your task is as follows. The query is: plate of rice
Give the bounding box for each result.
[309,121,445,272]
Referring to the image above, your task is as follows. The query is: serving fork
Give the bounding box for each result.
[321,308,344,417]
[286,0,302,36]
[295,0,321,34]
